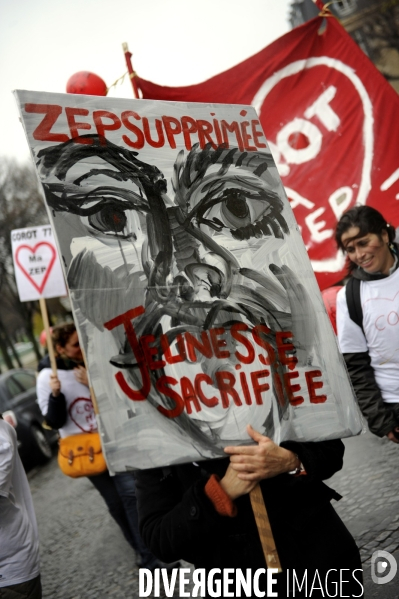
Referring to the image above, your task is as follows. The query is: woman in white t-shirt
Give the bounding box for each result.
[36,322,159,569]
[335,206,399,443]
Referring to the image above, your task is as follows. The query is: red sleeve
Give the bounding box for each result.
[204,474,237,517]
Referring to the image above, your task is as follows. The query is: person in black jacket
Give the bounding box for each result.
[135,425,363,598]
[335,206,399,442]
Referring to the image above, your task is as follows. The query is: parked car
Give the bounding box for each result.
[0,368,58,466]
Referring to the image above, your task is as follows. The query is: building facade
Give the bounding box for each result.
[289,0,399,92]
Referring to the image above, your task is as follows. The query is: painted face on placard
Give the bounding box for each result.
[37,135,318,454]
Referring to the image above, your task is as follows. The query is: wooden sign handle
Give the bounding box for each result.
[249,483,282,572]
[39,297,57,375]
[81,348,100,415]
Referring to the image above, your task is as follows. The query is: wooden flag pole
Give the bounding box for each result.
[122,42,139,99]
[39,297,57,376]
[80,347,100,415]
[249,484,282,572]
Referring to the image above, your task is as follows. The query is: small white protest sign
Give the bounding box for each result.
[11,225,67,302]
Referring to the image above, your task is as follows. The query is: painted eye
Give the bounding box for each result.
[220,193,251,229]
[88,206,127,233]
[199,184,287,240]
[199,188,254,232]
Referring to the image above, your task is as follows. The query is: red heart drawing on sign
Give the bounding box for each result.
[15,242,56,294]
[69,397,97,433]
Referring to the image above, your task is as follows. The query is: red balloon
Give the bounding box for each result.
[66,71,107,96]
[321,285,343,335]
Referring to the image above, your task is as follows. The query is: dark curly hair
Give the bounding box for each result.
[335,205,395,250]
[335,205,395,271]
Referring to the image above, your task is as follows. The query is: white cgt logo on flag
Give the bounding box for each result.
[252,56,374,274]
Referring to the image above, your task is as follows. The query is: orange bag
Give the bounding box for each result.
[58,432,107,478]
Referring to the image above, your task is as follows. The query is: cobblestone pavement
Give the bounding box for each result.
[329,431,399,598]
[27,430,399,598]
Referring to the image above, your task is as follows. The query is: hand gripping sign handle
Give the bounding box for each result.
[39,297,57,376]
[249,483,282,572]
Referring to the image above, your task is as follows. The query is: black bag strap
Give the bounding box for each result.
[345,277,364,332]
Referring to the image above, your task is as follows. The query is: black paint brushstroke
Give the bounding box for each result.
[37,135,308,455]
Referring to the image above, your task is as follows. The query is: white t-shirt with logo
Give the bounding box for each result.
[36,368,97,438]
[336,267,399,403]
[0,420,40,587]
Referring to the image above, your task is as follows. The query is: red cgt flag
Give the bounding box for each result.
[137,15,399,289]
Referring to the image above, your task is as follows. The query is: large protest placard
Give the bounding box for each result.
[11,225,67,301]
[14,91,363,472]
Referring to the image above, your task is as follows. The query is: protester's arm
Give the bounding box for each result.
[280,437,345,481]
[36,370,67,430]
[336,287,398,440]
[224,425,345,491]
[224,425,299,487]
[136,465,229,564]
[0,422,14,499]
[136,436,345,562]
[74,365,88,386]
[343,351,397,438]
[44,393,68,429]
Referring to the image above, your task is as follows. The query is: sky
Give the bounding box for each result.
[0,0,292,162]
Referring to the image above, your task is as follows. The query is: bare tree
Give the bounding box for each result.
[0,158,49,365]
